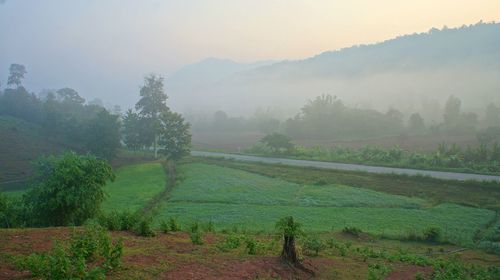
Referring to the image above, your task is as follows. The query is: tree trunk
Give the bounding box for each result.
[280,235,298,264]
[154,134,157,159]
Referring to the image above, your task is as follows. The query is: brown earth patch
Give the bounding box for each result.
[386,264,433,280]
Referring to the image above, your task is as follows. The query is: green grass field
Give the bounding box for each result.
[101,162,166,212]
[157,163,495,245]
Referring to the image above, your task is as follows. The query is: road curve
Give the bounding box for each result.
[191,151,500,182]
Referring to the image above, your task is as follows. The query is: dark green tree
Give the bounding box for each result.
[56,87,85,105]
[443,95,461,125]
[260,133,294,154]
[408,112,425,132]
[7,64,27,88]
[23,152,115,226]
[84,110,121,159]
[135,74,169,158]
[122,109,143,151]
[485,103,500,128]
[158,110,191,161]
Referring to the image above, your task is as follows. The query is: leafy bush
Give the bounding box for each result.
[159,219,170,233]
[189,222,200,233]
[19,223,123,280]
[368,263,391,280]
[245,237,258,255]
[190,231,204,245]
[203,220,215,232]
[342,226,363,237]
[423,227,442,243]
[97,211,139,232]
[133,217,155,237]
[168,217,181,232]
[23,152,115,227]
[0,195,26,228]
[217,234,242,251]
[303,236,326,256]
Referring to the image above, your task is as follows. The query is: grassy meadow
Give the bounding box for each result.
[101,162,166,212]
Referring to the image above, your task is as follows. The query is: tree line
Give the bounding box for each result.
[190,94,500,141]
[0,64,191,161]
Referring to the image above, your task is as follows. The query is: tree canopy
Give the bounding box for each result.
[260,133,294,154]
[23,152,115,226]
[158,110,192,161]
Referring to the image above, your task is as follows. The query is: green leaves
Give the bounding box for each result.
[24,152,115,226]
[158,110,192,161]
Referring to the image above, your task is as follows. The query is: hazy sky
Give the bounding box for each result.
[1,0,499,107]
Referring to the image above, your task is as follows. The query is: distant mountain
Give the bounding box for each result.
[168,23,500,119]
[166,58,277,92]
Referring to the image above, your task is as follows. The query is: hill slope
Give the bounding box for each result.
[169,23,500,117]
[0,116,71,190]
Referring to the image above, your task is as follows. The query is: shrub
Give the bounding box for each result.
[217,234,241,251]
[168,217,181,232]
[19,223,123,280]
[118,211,139,230]
[23,152,115,227]
[97,211,139,232]
[342,226,363,237]
[423,227,442,243]
[190,231,204,245]
[203,220,215,232]
[303,236,326,256]
[133,217,155,237]
[368,263,391,280]
[190,222,200,233]
[159,219,170,233]
[0,195,26,228]
[245,237,257,255]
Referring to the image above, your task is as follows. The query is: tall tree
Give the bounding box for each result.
[7,64,27,88]
[485,103,500,128]
[122,109,142,151]
[158,110,191,161]
[135,74,169,158]
[443,95,461,125]
[408,112,425,132]
[56,87,85,105]
[84,110,121,159]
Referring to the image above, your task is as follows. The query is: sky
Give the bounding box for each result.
[1,0,499,108]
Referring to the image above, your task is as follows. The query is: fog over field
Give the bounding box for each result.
[168,23,500,119]
[1,1,500,121]
[3,2,500,279]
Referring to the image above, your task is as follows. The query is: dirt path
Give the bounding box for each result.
[191,151,500,182]
[139,161,177,216]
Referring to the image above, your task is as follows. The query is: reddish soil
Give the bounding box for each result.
[0,229,335,280]
[163,256,324,280]
[386,265,434,280]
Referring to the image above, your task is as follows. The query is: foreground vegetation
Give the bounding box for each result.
[1,222,499,279]
[2,155,500,278]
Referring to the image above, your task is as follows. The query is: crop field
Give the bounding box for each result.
[157,163,495,245]
[101,162,166,212]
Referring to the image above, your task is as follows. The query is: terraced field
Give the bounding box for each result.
[157,163,495,245]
